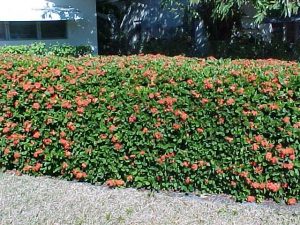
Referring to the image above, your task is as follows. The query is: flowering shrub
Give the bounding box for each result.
[0,54,299,204]
[0,43,92,57]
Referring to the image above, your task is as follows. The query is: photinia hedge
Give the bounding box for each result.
[0,54,299,204]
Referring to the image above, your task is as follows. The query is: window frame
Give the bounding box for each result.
[0,22,6,40]
[8,21,39,40]
[271,21,299,43]
[40,21,68,40]
[0,21,68,41]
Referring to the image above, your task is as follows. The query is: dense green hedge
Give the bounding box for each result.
[0,54,299,204]
[0,43,92,57]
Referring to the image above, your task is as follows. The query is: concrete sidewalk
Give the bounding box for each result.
[0,173,299,225]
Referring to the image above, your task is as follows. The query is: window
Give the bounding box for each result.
[41,21,67,39]
[298,24,300,41]
[0,21,67,41]
[272,22,298,43]
[0,22,5,40]
[286,22,296,42]
[9,21,37,40]
[272,23,283,41]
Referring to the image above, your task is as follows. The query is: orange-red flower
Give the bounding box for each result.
[148,93,155,99]
[128,115,137,123]
[182,161,190,167]
[140,150,145,155]
[269,103,279,110]
[265,152,273,161]
[7,90,18,99]
[282,117,290,124]
[3,148,10,155]
[2,127,10,134]
[33,163,42,172]
[64,151,72,158]
[266,182,281,192]
[252,143,259,151]
[111,135,118,143]
[73,170,87,180]
[33,149,43,158]
[281,147,294,156]
[196,128,204,133]
[154,132,163,140]
[22,82,32,91]
[290,154,296,161]
[239,171,248,178]
[191,90,201,98]
[62,162,69,170]
[43,138,52,145]
[287,198,297,205]
[60,138,71,150]
[238,88,244,94]
[247,196,256,203]
[230,181,237,187]
[61,100,72,109]
[100,134,107,139]
[201,98,209,105]
[150,107,158,114]
[109,125,117,133]
[226,98,235,106]
[67,122,76,131]
[127,175,133,182]
[60,131,66,138]
[186,79,194,86]
[254,135,263,143]
[270,157,278,165]
[173,123,181,130]
[191,164,198,171]
[76,107,84,114]
[106,179,125,187]
[23,165,33,172]
[32,102,40,110]
[185,177,191,184]
[254,166,263,174]
[114,143,123,151]
[225,136,234,143]
[251,182,260,189]
[282,162,294,170]
[13,152,21,159]
[23,121,32,132]
[203,79,213,89]
[32,131,40,139]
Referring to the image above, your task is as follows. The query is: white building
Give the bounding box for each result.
[0,0,98,53]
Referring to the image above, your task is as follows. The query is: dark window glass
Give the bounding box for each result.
[286,22,295,42]
[41,21,67,39]
[298,24,300,41]
[272,23,283,41]
[9,21,37,40]
[0,22,6,40]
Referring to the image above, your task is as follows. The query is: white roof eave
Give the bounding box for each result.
[0,2,83,21]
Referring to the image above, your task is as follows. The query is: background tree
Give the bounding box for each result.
[162,0,300,40]
[181,0,300,22]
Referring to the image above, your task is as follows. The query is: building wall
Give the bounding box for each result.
[0,0,98,53]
